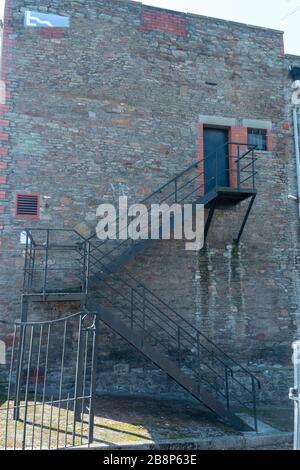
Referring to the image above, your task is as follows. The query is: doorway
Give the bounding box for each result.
[204,127,229,192]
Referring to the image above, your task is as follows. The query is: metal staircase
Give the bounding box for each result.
[82,141,257,276]
[14,141,261,444]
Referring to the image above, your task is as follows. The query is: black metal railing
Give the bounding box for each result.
[85,241,261,431]
[83,142,257,273]
[20,141,260,431]
[23,142,257,296]
[2,312,98,449]
[22,229,90,296]
[22,227,261,431]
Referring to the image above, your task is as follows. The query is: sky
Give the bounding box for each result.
[0,0,300,55]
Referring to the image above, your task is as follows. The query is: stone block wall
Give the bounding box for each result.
[0,0,299,404]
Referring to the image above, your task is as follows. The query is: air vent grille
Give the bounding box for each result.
[16,194,40,218]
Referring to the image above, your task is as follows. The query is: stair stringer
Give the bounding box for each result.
[91,303,253,432]
[87,188,219,281]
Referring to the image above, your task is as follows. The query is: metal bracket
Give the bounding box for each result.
[204,201,217,242]
[289,387,299,402]
[233,194,256,244]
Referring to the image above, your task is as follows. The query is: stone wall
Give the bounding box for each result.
[0,0,299,405]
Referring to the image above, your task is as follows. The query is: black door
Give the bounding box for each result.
[204,128,229,192]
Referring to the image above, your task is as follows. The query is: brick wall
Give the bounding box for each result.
[0,0,298,404]
[0,2,10,253]
[229,127,248,188]
[196,124,204,195]
[0,0,13,246]
[140,6,187,36]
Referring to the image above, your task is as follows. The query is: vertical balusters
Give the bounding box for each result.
[56,320,67,449]
[225,367,230,409]
[130,288,134,329]
[177,326,181,366]
[252,149,256,189]
[48,395,54,450]
[142,287,146,332]
[40,324,51,450]
[237,145,241,189]
[23,231,29,293]
[21,325,34,450]
[31,324,43,449]
[80,329,89,446]
[43,230,50,299]
[14,322,27,422]
[88,315,98,446]
[5,324,17,449]
[252,377,258,433]
[64,393,70,448]
[73,315,83,446]
[86,242,90,294]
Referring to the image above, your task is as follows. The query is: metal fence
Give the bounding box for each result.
[0,311,98,450]
[290,341,300,451]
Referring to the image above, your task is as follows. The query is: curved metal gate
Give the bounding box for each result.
[1,311,98,450]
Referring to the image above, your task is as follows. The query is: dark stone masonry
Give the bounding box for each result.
[0,0,300,406]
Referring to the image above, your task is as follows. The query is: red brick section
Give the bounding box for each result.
[25,368,45,385]
[198,125,249,192]
[0,148,8,156]
[196,124,204,196]
[40,28,65,39]
[141,7,187,36]
[0,0,13,230]
[266,129,273,151]
[229,127,248,188]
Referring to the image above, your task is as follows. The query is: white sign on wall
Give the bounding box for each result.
[292,80,300,106]
[0,340,5,365]
[24,11,70,28]
[20,231,31,245]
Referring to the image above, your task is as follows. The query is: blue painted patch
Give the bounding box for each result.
[24,11,70,28]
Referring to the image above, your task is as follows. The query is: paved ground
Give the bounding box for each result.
[91,396,294,450]
[92,395,238,444]
[0,394,294,450]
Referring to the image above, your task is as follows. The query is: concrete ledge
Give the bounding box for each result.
[197,116,273,131]
[242,119,272,130]
[73,432,293,451]
[198,115,237,127]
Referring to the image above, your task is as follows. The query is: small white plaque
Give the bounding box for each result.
[24,11,70,28]
[20,231,30,245]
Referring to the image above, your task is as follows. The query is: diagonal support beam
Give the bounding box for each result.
[13,296,29,421]
[204,201,217,242]
[234,194,256,244]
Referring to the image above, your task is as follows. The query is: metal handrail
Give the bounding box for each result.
[83,143,257,267]
[86,242,260,386]
[87,258,259,414]
[23,141,259,385]
[86,142,257,243]
[15,311,83,326]
[23,225,260,386]
[22,141,259,428]
[85,185,253,272]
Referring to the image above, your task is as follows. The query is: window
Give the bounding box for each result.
[248,128,267,151]
[15,194,40,219]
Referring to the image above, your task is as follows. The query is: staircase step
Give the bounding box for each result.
[22,145,259,433]
[90,302,253,432]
